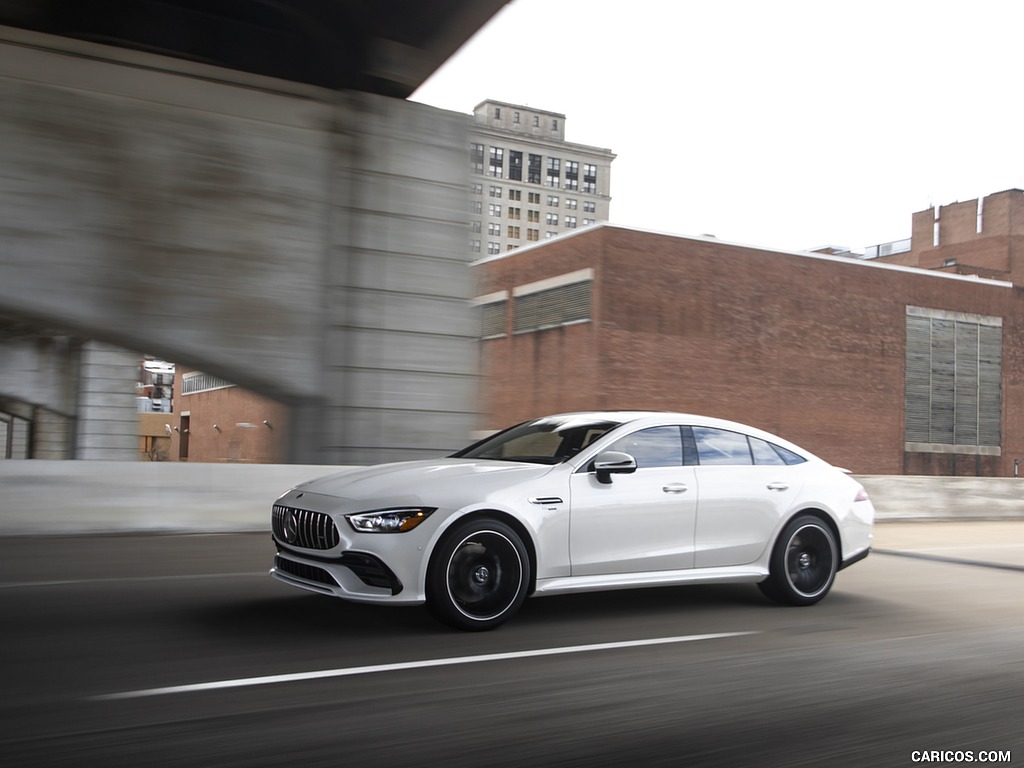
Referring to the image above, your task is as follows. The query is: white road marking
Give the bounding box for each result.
[90,631,758,701]
[0,572,265,589]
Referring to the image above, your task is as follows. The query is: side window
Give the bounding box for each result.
[750,437,787,465]
[606,426,682,469]
[750,436,807,465]
[692,427,753,466]
[773,443,807,466]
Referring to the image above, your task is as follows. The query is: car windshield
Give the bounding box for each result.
[451,416,622,464]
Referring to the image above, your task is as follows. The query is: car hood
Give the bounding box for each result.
[289,458,558,507]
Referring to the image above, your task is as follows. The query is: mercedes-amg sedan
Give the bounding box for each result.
[270,412,874,630]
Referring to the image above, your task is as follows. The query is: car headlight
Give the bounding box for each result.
[345,507,437,533]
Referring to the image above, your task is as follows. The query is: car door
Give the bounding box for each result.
[569,425,697,575]
[691,426,804,568]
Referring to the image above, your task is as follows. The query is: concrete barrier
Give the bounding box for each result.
[857,475,1024,522]
[0,461,341,536]
[1,462,1022,535]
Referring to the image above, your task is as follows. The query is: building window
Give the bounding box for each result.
[470,239,481,253]
[471,201,482,215]
[905,307,1002,453]
[583,200,596,213]
[528,209,540,223]
[582,218,595,226]
[494,107,501,119]
[547,195,559,207]
[546,157,561,188]
[528,154,542,184]
[564,216,577,228]
[470,143,484,175]
[488,222,501,235]
[551,118,558,130]
[471,183,483,195]
[528,192,540,204]
[564,161,579,191]
[583,163,597,194]
[565,198,578,210]
[507,225,520,239]
[471,220,481,233]
[533,116,540,127]
[513,269,593,333]
[509,189,521,201]
[509,150,523,181]
[488,204,501,217]
[546,212,559,226]
[489,147,504,178]
[488,241,500,255]
[489,185,502,198]
[508,207,521,220]
[527,228,539,241]
[546,231,557,238]
[513,111,520,124]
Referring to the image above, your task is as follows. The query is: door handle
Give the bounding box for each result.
[662,483,689,494]
[767,482,789,492]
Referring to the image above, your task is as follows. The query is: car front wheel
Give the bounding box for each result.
[426,518,530,631]
[759,515,838,606]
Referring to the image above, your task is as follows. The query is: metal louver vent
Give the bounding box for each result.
[479,301,507,338]
[904,308,1001,450]
[513,280,591,333]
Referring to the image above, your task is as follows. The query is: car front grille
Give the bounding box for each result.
[274,555,339,587]
[272,505,340,550]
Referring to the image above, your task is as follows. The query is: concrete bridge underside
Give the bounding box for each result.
[0,27,482,463]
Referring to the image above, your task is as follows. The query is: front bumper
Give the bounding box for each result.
[271,538,423,605]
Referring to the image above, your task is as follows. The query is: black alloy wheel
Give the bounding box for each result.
[759,515,838,606]
[426,518,530,631]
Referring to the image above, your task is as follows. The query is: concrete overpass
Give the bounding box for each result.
[0,1,508,463]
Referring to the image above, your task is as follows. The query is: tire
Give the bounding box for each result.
[426,518,531,631]
[759,515,838,606]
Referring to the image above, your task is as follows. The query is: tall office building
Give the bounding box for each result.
[468,100,615,255]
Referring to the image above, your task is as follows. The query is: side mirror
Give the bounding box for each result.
[592,451,637,484]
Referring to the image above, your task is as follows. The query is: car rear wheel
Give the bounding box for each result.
[759,515,837,606]
[426,518,530,631]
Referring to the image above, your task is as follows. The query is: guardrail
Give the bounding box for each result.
[1,462,1022,535]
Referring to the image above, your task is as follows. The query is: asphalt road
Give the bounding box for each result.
[1,522,1022,768]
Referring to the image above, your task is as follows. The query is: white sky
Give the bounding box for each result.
[411,0,1024,253]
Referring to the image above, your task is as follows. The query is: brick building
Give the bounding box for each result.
[871,188,1024,284]
[473,224,1024,476]
[168,368,288,463]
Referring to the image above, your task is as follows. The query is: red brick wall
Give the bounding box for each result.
[478,226,1024,476]
[170,368,289,463]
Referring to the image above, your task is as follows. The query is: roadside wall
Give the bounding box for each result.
[1,463,1022,536]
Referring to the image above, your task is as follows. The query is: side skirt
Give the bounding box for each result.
[532,566,768,597]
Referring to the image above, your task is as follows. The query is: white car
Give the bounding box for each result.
[270,412,874,630]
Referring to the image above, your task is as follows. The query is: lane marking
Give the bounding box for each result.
[0,572,265,589]
[875,549,1024,574]
[90,631,758,701]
